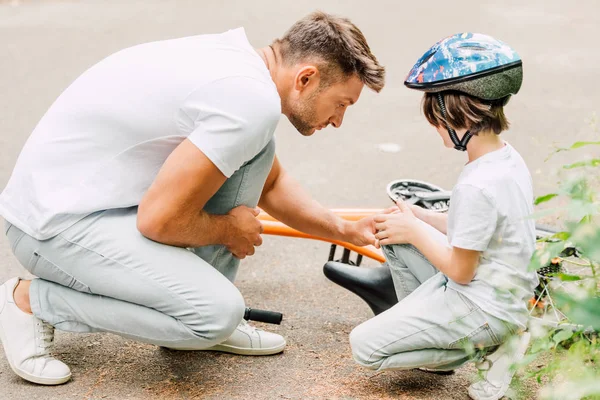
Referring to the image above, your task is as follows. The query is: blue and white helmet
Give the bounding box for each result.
[404,33,522,101]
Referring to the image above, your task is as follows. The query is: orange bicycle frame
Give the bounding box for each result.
[258,209,386,263]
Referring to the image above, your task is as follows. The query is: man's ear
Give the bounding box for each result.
[294,66,319,92]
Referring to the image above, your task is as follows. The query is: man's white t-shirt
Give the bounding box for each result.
[0,28,281,240]
[446,143,539,329]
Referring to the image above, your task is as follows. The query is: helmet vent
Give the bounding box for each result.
[458,44,488,51]
[422,51,436,64]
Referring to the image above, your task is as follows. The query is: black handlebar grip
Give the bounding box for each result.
[244,307,283,325]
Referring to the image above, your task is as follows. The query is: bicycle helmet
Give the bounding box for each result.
[404,32,523,151]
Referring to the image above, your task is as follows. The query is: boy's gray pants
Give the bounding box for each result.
[350,222,517,371]
[4,140,275,349]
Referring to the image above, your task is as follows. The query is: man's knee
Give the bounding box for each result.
[349,322,383,370]
[184,285,245,345]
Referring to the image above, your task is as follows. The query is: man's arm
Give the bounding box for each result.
[137,139,262,258]
[258,156,375,246]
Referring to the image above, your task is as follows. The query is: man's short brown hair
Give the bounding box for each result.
[422,92,510,135]
[274,11,385,92]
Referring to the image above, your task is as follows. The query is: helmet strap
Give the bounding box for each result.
[436,93,473,151]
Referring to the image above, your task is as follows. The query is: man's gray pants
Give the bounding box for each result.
[4,140,276,349]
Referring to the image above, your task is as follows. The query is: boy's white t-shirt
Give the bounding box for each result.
[0,28,281,240]
[446,142,539,329]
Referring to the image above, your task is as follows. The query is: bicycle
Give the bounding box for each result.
[257,179,584,333]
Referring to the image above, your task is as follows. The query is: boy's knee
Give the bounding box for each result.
[382,243,415,260]
[349,323,381,370]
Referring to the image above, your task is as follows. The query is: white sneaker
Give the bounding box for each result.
[0,278,71,385]
[202,319,286,356]
[468,332,531,400]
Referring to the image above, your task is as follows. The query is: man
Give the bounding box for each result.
[0,11,385,385]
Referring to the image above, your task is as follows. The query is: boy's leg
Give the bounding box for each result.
[350,274,510,371]
[192,139,275,282]
[382,219,448,301]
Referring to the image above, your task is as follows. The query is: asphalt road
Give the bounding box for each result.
[1,1,598,399]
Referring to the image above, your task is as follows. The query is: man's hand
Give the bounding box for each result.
[225,205,264,259]
[343,215,378,247]
[374,200,422,247]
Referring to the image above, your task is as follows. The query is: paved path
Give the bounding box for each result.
[1,1,598,398]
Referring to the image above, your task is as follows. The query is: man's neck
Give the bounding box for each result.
[256,46,289,113]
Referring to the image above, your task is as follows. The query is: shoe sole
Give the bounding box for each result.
[0,318,71,385]
[468,332,531,400]
[417,368,456,375]
[201,341,286,356]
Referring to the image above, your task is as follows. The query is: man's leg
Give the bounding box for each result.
[192,139,276,282]
[189,140,286,355]
[5,208,245,348]
[350,274,510,371]
[382,219,447,301]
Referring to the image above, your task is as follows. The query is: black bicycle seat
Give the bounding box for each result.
[323,262,398,315]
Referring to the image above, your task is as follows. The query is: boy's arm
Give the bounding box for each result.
[413,184,497,284]
[376,201,479,284]
[410,225,480,284]
[411,206,448,234]
[416,183,498,284]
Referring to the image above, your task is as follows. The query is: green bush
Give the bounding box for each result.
[525,138,600,400]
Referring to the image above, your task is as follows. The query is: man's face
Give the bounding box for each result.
[287,74,364,136]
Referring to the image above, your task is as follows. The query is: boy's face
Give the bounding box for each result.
[435,125,454,148]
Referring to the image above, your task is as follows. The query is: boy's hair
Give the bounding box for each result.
[422,91,510,135]
[273,11,385,92]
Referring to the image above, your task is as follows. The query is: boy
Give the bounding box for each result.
[349,33,537,400]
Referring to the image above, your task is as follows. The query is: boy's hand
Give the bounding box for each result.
[374,200,421,247]
[385,202,429,221]
[408,203,428,221]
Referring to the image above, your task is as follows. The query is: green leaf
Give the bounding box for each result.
[554,292,600,331]
[527,207,564,220]
[552,329,573,344]
[531,339,550,353]
[529,241,566,271]
[548,141,600,159]
[566,200,599,221]
[557,273,582,282]
[535,193,559,205]
[562,178,592,201]
[570,141,600,149]
[571,223,600,262]
[550,231,571,241]
[563,158,600,169]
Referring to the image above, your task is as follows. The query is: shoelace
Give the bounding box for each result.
[474,356,493,372]
[238,319,261,335]
[472,380,502,396]
[36,321,55,355]
[473,345,499,372]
